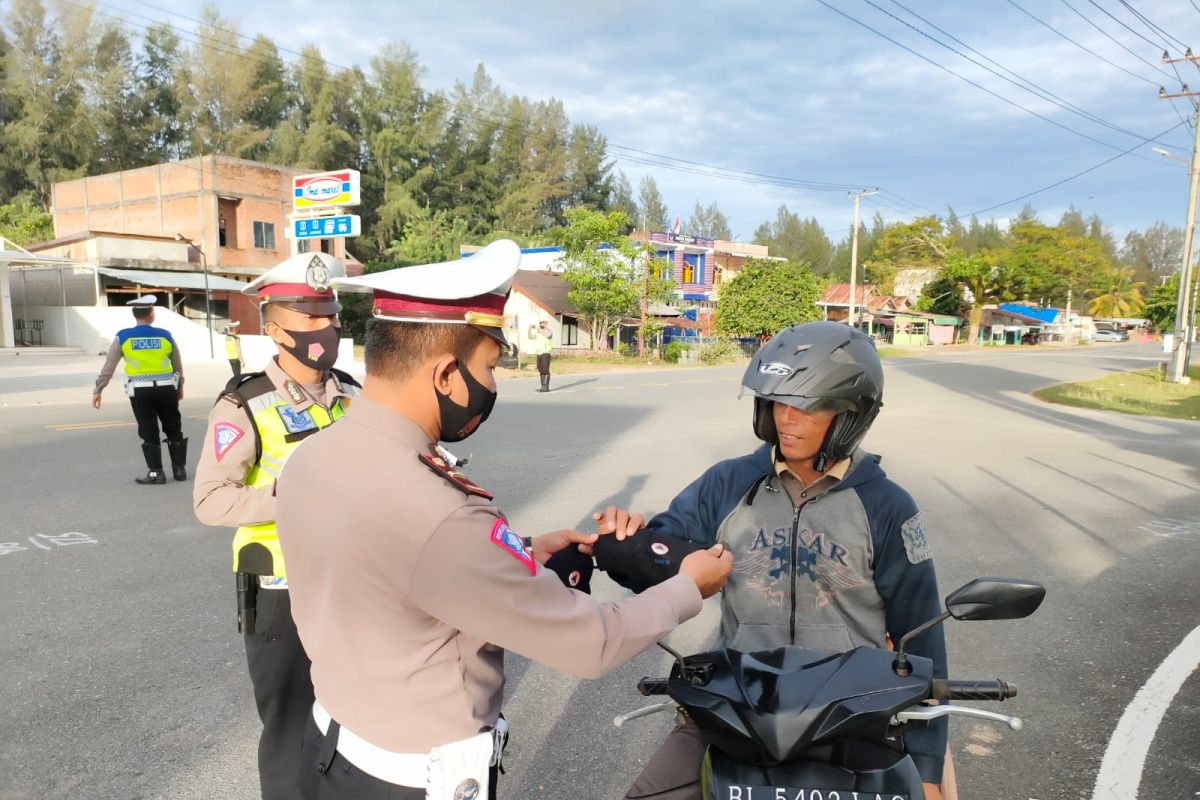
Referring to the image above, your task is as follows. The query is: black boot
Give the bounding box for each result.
[540,374,551,392]
[167,438,189,481]
[135,444,166,485]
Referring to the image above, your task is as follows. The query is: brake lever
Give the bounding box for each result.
[894,706,1023,731]
[613,702,676,728]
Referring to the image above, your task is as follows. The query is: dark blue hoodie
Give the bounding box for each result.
[641,443,948,783]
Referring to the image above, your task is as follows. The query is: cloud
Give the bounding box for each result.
[181,0,1200,235]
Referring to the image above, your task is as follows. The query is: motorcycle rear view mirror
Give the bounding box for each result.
[945,578,1046,621]
[892,578,1045,676]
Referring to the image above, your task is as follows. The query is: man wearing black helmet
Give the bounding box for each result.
[607,321,950,800]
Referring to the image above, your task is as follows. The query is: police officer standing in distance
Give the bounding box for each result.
[225,320,243,378]
[276,239,732,800]
[193,252,360,800]
[91,295,187,485]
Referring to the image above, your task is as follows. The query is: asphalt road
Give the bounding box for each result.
[0,343,1196,800]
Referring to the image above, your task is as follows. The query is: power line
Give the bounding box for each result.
[1006,0,1165,85]
[872,0,1186,148]
[817,0,1174,163]
[1043,0,1195,125]
[1079,0,1197,98]
[1116,0,1190,51]
[968,119,1188,215]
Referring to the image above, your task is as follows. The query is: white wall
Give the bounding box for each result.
[20,305,355,370]
[0,264,13,348]
[503,292,593,352]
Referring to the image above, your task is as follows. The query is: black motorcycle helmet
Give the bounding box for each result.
[742,321,884,471]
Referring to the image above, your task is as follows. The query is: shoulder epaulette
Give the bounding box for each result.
[418,452,494,501]
[330,367,362,390]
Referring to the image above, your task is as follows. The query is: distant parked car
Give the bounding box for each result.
[1092,328,1129,342]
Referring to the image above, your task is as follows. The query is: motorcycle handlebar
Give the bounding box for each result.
[638,678,670,696]
[931,679,1017,701]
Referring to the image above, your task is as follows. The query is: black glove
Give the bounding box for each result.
[545,544,594,594]
[593,529,707,593]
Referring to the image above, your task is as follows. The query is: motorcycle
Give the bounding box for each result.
[614,577,1045,800]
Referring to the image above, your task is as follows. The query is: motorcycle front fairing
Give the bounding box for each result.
[666,645,934,766]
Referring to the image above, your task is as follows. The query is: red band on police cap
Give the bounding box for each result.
[257,282,334,299]
[373,291,507,319]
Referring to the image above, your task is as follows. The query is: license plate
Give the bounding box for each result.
[725,787,909,800]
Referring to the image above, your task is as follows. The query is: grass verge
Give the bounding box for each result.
[1033,366,1200,421]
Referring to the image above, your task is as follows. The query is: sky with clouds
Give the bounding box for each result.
[109,0,1200,243]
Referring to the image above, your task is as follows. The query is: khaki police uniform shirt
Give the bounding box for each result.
[193,358,353,527]
[276,395,704,754]
[93,335,185,395]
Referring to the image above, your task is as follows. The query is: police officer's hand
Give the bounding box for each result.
[177,387,184,401]
[679,544,733,599]
[592,506,644,543]
[531,530,599,564]
[91,393,102,409]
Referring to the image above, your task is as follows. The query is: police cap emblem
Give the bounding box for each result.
[454,779,481,800]
[305,256,332,292]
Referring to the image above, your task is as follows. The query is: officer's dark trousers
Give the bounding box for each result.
[301,717,500,800]
[624,719,706,799]
[129,384,182,446]
[229,359,242,378]
[244,588,314,800]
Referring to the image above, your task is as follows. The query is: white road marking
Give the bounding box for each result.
[1091,624,1200,799]
[639,382,671,387]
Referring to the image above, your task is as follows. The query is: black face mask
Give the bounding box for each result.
[437,360,497,442]
[280,324,340,372]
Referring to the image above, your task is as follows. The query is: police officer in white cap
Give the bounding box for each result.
[193,252,361,800]
[92,294,187,484]
[276,240,732,799]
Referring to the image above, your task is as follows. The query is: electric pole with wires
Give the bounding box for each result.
[1158,70,1200,383]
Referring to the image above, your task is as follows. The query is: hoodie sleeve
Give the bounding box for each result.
[863,482,948,784]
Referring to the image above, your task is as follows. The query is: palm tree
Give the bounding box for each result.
[1087,268,1145,317]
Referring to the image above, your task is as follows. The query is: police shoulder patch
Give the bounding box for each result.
[418,452,494,500]
[490,519,537,576]
[213,422,245,462]
[900,513,932,565]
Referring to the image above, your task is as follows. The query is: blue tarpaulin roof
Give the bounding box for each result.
[999,303,1058,324]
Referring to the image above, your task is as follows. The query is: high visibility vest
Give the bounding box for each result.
[118,325,175,379]
[226,372,357,577]
[536,329,553,355]
[224,334,241,360]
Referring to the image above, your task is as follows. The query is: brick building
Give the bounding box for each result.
[23,156,357,333]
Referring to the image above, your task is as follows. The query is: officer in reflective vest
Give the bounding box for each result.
[91,294,187,484]
[193,252,360,800]
[225,320,243,378]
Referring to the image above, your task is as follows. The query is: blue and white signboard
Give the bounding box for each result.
[288,214,362,240]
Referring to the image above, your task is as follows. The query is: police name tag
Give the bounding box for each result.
[129,337,163,350]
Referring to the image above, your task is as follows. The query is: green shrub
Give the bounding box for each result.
[662,340,687,363]
[699,338,740,365]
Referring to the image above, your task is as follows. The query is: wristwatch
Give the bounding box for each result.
[522,536,534,551]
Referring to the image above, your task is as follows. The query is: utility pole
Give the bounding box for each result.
[847,188,879,328]
[1159,72,1200,383]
